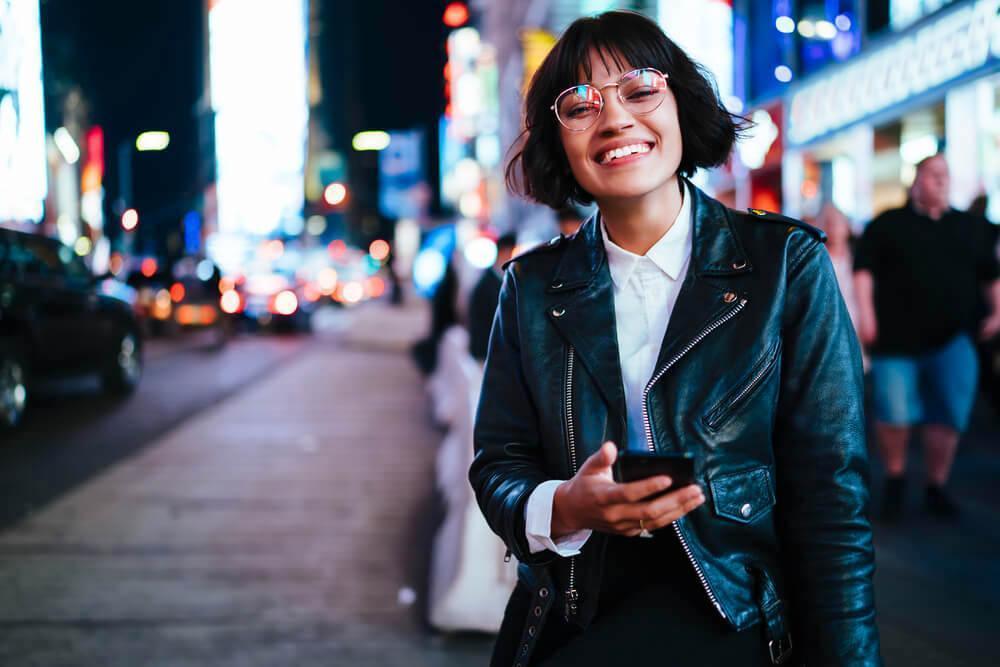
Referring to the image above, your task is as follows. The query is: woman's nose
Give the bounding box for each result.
[597,90,634,134]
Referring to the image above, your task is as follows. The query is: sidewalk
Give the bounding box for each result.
[0,299,493,666]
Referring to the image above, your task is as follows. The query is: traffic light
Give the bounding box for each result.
[443,2,468,28]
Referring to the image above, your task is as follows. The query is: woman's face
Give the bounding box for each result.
[558,49,683,205]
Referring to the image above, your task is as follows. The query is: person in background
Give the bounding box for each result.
[967,193,1000,418]
[854,154,1000,521]
[468,233,518,362]
[813,203,862,346]
[556,207,584,237]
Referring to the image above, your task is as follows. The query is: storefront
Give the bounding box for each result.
[784,0,1000,227]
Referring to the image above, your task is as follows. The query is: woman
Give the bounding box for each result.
[470,11,880,667]
[812,202,866,369]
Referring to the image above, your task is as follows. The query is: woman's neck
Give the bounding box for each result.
[598,177,683,256]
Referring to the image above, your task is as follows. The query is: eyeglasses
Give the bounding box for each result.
[551,67,669,132]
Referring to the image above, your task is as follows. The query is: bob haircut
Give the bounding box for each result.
[506,11,749,209]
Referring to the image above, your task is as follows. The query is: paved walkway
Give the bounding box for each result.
[1,295,997,665]
[0,299,493,666]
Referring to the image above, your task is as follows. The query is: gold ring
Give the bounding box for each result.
[638,519,653,539]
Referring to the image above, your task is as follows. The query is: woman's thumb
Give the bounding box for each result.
[580,441,617,474]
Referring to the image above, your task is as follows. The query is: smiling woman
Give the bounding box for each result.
[472,10,881,667]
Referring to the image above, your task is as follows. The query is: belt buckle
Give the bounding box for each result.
[768,634,793,664]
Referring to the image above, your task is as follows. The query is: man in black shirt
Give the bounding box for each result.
[468,233,518,362]
[854,154,1000,520]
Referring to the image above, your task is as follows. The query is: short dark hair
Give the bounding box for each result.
[506,11,750,209]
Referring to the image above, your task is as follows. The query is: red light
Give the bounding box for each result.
[369,239,390,262]
[170,282,186,302]
[141,258,157,277]
[327,239,347,259]
[443,2,468,27]
[366,276,386,298]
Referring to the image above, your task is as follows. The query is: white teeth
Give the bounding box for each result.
[600,143,651,164]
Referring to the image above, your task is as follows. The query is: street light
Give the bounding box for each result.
[352,131,390,151]
[135,131,170,152]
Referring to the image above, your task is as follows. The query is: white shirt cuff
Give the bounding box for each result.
[525,479,593,556]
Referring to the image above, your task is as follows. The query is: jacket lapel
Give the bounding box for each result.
[545,216,628,426]
[653,184,752,370]
[540,183,753,428]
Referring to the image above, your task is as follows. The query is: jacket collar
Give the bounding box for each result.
[601,180,693,286]
[543,181,752,445]
[548,179,752,294]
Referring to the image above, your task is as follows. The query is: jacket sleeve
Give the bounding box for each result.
[469,267,555,565]
[773,236,882,666]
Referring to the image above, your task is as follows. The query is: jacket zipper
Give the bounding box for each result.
[563,345,580,621]
[704,340,781,430]
[641,297,748,620]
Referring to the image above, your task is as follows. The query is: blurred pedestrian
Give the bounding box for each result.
[471,11,878,667]
[967,193,1000,418]
[854,154,1000,521]
[813,202,863,350]
[556,207,584,237]
[468,233,518,362]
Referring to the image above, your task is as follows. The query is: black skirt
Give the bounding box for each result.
[502,531,772,667]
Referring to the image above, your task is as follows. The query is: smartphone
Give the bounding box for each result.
[613,451,696,497]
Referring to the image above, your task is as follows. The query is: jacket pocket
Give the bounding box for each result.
[709,465,775,524]
[703,339,782,432]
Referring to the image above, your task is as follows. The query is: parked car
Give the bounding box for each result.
[0,229,143,429]
[169,257,231,347]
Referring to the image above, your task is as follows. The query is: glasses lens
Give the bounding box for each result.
[556,85,602,130]
[619,69,667,114]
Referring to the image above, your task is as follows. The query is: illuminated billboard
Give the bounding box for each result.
[0,0,47,224]
[208,0,308,236]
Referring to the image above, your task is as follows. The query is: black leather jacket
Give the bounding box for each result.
[470,183,881,666]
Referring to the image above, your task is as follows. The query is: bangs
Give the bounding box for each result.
[546,13,674,89]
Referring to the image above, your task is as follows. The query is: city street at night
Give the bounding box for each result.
[3,0,1000,665]
[1,300,999,665]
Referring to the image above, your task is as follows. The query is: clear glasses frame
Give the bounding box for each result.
[550,67,670,132]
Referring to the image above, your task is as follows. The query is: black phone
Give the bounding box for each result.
[613,451,695,496]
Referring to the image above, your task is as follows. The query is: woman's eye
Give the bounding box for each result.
[567,104,598,118]
[625,87,657,100]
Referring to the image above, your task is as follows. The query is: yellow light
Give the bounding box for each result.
[317,267,338,294]
[220,289,241,314]
[352,131,391,151]
[369,239,390,262]
[122,208,139,231]
[274,290,298,315]
[153,289,173,320]
[343,281,364,304]
[324,182,347,206]
[74,237,92,256]
[136,131,170,152]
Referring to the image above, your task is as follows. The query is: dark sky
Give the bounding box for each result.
[39,0,446,242]
[40,0,202,227]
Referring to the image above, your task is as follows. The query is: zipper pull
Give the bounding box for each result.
[564,588,580,621]
[503,548,512,563]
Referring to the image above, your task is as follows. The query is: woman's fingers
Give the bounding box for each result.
[602,484,705,534]
[598,475,673,505]
[641,485,706,531]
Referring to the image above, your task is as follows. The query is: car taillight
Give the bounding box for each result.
[220,289,242,314]
[271,290,298,316]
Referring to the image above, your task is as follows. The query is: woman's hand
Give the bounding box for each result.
[551,442,705,538]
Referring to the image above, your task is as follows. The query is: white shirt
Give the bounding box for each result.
[525,184,694,556]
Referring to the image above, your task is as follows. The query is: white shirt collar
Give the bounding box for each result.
[600,182,693,288]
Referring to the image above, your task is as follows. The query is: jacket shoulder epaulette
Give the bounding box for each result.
[502,234,566,270]
[744,208,827,242]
